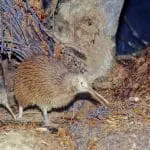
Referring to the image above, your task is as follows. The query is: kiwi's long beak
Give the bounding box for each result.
[88,87,110,107]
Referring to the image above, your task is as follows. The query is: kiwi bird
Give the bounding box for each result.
[14,55,109,126]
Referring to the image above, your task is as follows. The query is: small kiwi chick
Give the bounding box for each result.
[14,55,109,126]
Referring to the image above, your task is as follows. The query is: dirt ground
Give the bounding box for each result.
[0,49,149,150]
[0,98,149,150]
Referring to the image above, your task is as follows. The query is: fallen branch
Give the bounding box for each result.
[0,0,60,60]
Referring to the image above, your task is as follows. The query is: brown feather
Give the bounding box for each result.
[14,55,75,109]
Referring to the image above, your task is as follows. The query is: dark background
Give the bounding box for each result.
[116,0,150,55]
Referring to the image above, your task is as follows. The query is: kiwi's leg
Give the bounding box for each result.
[42,108,49,125]
[41,107,58,133]
[18,105,23,119]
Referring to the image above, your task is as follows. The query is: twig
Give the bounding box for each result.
[0,13,4,53]
[115,55,137,61]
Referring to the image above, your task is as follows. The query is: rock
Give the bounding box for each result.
[52,0,124,83]
[100,0,124,36]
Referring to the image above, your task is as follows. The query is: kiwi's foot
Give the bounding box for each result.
[39,121,59,133]
[46,126,58,133]
[35,126,58,133]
